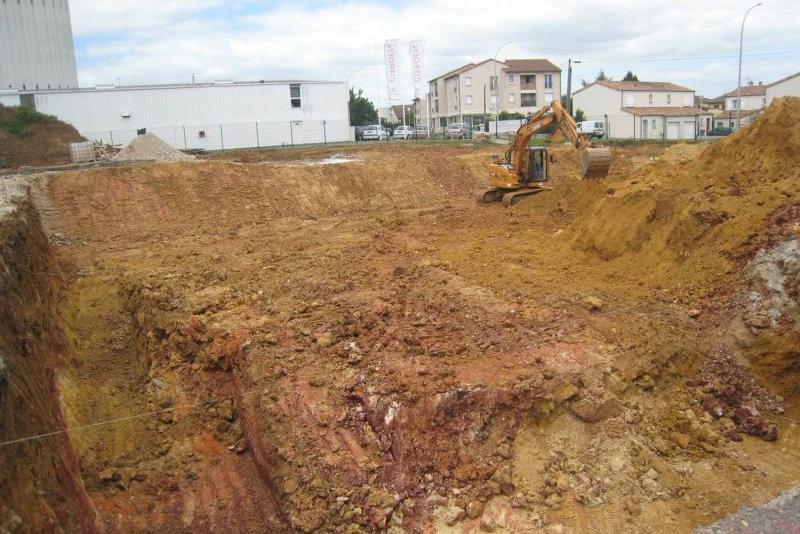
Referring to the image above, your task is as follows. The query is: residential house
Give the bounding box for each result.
[428,58,561,128]
[572,80,712,139]
[695,95,724,113]
[722,82,767,112]
[715,72,800,130]
[413,95,430,128]
[766,71,800,105]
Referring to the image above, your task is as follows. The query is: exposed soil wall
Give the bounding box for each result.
[0,105,84,169]
[0,197,96,532]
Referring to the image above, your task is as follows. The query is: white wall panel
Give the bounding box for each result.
[0,0,78,90]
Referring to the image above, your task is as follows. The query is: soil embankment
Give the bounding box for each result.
[0,196,96,532]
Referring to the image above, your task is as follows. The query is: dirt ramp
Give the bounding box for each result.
[0,105,84,168]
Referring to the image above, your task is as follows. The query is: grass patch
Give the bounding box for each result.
[0,105,47,137]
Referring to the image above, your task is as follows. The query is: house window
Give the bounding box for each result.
[521,74,536,85]
[762,96,766,107]
[507,74,514,84]
[648,94,653,104]
[466,95,472,105]
[667,94,671,104]
[508,93,515,103]
[544,74,553,89]
[652,119,656,129]
[290,83,301,108]
[521,93,537,107]
[465,76,472,87]
[489,76,498,91]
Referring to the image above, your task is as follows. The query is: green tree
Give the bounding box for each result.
[498,111,524,120]
[622,71,639,81]
[581,70,613,88]
[349,89,377,126]
[574,109,586,122]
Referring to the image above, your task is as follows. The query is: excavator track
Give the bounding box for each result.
[581,147,612,178]
[475,188,505,204]
[501,186,551,207]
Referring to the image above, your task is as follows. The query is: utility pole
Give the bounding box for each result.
[737,2,762,131]
[567,58,581,116]
[493,41,512,139]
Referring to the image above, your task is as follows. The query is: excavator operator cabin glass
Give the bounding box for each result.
[530,148,545,181]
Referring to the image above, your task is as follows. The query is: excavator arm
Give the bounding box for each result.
[504,100,611,179]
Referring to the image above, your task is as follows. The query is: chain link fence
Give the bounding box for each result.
[83,119,352,151]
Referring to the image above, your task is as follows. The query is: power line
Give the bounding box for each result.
[573,49,800,65]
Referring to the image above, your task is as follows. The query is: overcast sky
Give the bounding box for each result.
[69,0,800,105]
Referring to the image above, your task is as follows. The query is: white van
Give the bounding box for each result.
[577,120,605,139]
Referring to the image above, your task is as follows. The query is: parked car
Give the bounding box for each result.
[708,127,733,137]
[414,126,430,139]
[361,124,389,141]
[445,122,472,139]
[393,125,414,139]
[577,120,605,139]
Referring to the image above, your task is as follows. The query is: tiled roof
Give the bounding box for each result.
[597,80,693,92]
[502,59,561,73]
[622,106,709,117]
[721,85,767,98]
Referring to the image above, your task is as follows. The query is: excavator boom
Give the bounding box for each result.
[477,101,611,206]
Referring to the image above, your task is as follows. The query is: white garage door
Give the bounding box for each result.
[667,121,680,140]
[681,121,695,139]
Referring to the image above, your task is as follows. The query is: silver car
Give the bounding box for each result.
[414,126,430,139]
[393,125,414,139]
[446,122,472,139]
[361,124,388,141]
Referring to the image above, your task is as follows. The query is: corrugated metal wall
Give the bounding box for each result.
[0,0,79,91]
[32,81,352,149]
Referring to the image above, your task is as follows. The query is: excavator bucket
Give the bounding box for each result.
[581,147,612,178]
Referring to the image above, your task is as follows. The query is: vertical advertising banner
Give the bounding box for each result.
[384,39,400,101]
[409,40,425,98]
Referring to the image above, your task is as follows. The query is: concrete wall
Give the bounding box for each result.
[622,90,694,108]
[573,84,633,138]
[501,71,562,114]
[767,74,800,105]
[0,91,21,107]
[725,94,765,111]
[29,81,350,149]
[458,60,505,118]
[0,0,78,91]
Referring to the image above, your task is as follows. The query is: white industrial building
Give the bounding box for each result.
[0,0,79,91]
[4,80,352,149]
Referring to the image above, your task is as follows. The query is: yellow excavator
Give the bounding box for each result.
[476,100,612,207]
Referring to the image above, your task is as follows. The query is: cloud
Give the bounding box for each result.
[69,0,800,101]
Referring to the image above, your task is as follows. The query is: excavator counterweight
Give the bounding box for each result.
[478,101,612,206]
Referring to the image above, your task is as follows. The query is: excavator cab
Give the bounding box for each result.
[526,147,548,183]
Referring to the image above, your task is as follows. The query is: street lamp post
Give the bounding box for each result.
[493,41,512,139]
[736,2,762,130]
[567,58,581,116]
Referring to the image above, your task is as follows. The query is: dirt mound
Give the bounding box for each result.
[0,105,84,169]
[113,133,194,162]
[572,97,800,278]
